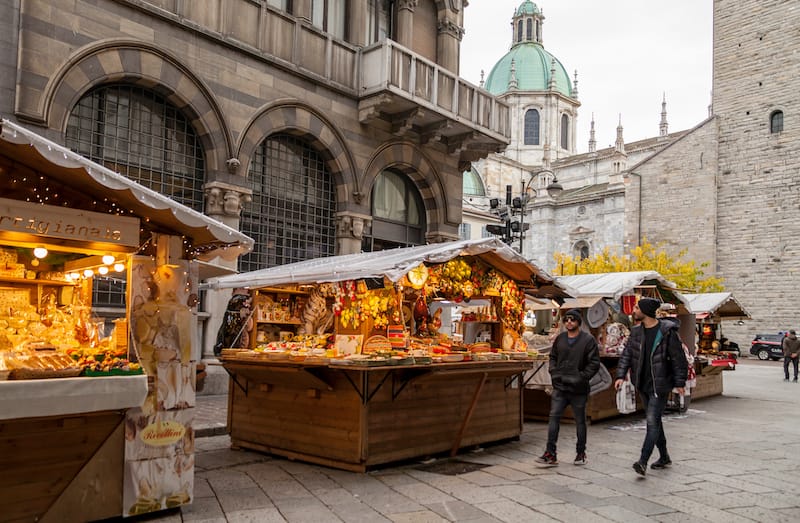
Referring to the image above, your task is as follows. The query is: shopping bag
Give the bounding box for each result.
[616,376,637,414]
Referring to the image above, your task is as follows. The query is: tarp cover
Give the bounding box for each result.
[0,119,254,261]
[206,238,563,297]
[683,292,751,320]
[555,271,689,307]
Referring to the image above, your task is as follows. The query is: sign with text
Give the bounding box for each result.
[0,197,140,249]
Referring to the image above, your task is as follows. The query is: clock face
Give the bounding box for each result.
[407,264,429,289]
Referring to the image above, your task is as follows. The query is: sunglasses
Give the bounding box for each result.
[564,317,578,323]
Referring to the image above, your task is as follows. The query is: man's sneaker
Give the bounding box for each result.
[535,451,558,467]
[573,452,587,465]
[794,378,798,383]
[650,456,672,469]
[785,378,790,382]
[633,461,647,476]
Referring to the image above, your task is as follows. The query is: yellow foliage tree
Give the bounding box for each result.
[553,238,724,292]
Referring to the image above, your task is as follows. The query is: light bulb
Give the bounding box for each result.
[102,254,115,265]
[83,268,94,278]
[98,266,109,275]
[113,263,125,272]
[69,272,80,280]
[33,247,48,259]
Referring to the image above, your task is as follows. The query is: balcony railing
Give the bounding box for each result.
[122,0,510,144]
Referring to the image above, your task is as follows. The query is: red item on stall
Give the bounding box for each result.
[621,294,637,315]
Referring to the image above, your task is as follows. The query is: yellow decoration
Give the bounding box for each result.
[407,264,429,289]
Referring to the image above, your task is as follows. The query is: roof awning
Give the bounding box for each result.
[0,119,253,261]
[206,238,567,298]
[559,296,604,309]
[683,292,751,321]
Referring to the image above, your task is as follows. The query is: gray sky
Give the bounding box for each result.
[460,0,713,153]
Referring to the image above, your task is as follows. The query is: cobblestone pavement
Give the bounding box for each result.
[137,360,800,522]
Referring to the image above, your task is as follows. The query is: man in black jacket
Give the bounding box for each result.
[615,298,688,476]
[536,309,601,467]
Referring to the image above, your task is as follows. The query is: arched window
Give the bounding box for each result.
[536,20,540,41]
[363,170,425,251]
[463,168,486,196]
[526,19,532,41]
[573,241,590,260]
[240,134,336,272]
[66,84,205,308]
[517,20,523,42]
[524,109,540,145]
[770,110,784,133]
[560,114,569,149]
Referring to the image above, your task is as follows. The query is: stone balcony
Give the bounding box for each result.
[122,0,511,164]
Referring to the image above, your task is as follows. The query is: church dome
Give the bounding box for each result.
[483,1,573,98]
[484,44,572,97]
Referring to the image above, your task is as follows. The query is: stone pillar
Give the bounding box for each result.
[396,0,418,49]
[347,0,368,46]
[336,212,371,255]
[437,17,463,74]
[293,0,312,23]
[201,180,252,361]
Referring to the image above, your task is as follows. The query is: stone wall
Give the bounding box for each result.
[712,0,800,343]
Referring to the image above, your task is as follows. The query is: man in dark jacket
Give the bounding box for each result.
[615,298,688,476]
[782,329,800,382]
[536,309,601,467]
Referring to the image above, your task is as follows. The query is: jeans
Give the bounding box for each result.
[639,391,669,465]
[546,389,588,455]
[784,355,799,380]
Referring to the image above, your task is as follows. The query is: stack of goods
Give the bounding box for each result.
[3,350,81,379]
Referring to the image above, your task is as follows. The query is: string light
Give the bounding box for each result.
[83,268,94,278]
[98,266,109,275]
[114,263,125,272]
[33,247,48,258]
[102,254,115,265]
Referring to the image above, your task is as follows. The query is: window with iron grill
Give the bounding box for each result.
[66,84,205,307]
[240,135,336,272]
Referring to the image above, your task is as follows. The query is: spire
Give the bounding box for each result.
[615,114,625,154]
[572,69,579,99]
[659,92,669,136]
[508,59,518,90]
[479,69,485,89]
[548,58,556,90]
[588,113,596,153]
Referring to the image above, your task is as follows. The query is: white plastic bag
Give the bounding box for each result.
[616,377,637,414]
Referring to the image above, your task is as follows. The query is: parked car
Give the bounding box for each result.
[750,333,784,361]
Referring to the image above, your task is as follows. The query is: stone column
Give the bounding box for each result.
[347,0,368,46]
[437,17,464,74]
[293,0,312,23]
[201,180,252,361]
[396,0,418,49]
[336,212,371,255]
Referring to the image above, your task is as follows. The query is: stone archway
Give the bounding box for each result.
[43,40,231,171]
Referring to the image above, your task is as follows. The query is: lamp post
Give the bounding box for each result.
[486,171,562,252]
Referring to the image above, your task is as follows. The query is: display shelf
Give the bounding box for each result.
[0,276,75,286]
[255,319,302,325]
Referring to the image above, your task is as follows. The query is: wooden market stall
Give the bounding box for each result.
[684,292,751,398]
[522,271,692,422]
[205,239,565,471]
[0,119,253,521]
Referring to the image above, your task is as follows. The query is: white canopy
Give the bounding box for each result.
[0,119,254,261]
[555,271,689,307]
[683,292,751,321]
[206,238,563,297]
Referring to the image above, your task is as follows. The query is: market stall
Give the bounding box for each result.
[0,119,253,521]
[684,292,751,397]
[522,271,691,422]
[205,238,565,471]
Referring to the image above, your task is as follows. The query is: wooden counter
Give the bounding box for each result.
[222,358,534,472]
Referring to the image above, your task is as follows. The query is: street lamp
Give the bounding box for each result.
[486,171,563,252]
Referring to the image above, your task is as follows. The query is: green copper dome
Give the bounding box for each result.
[484,42,573,97]
[515,1,541,16]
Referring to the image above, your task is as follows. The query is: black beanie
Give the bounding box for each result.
[637,298,661,318]
[564,308,583,325]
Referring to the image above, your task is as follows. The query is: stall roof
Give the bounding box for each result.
[555,271,689,307]
[206,238,565,297]
[0,119,254,261]
[683,292,751,321]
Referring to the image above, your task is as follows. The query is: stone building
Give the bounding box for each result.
[0,0,510,363]
[464,1,688,271]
